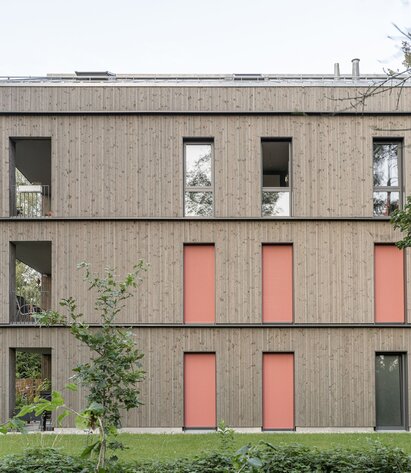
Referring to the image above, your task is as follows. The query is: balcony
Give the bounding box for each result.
[12,290,50,324]
[10,241,52,325]
[10,138,51,218]
[12,185,51,217]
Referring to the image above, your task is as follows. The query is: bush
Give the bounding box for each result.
[0,448,92,473]
[258,442,411,472]
[130,442,411,472]
[0,442,410,473]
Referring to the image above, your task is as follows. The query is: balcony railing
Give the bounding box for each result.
[11,289,50,324]
[12,185,51,217]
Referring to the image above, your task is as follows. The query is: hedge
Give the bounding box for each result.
[0,442,410,472]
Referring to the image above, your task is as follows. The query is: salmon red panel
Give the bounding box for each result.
[262,245,293,322]
[184,353,216,428]
[184,245,215,323]
[375,245,404,323]
[263,353,294,429]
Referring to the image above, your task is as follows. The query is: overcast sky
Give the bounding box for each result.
[1,0,410,76]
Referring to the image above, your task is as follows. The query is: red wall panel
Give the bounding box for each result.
[262,245,293,322]
[375,245,404,323]
[184,245,215,323]
[184,353,216,428]
[263,353,294,429]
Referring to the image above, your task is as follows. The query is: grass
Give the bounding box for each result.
[0,433,410,462]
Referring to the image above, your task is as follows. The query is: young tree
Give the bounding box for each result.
[35,261,147,471]
[391,197,411,248]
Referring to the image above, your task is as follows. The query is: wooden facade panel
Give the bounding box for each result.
[0,220,404,325]
[1,327,410,428]
[0,116,410,218]
[1,85,411,113]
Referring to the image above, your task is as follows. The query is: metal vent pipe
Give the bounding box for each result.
[352,58,360,79]
[334,63,340,78]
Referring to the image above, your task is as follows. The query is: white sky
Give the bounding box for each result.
[1,0,410,76]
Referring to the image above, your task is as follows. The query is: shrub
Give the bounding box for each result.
[0,442,410,473]
[244,442,411,473]
[0,448,92,473]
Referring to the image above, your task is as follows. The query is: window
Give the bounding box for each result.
[9,348,52,430]
[10,138,52,217]
[375,353,407,430]
[263,353,294,430]
[184,141,213,216]
[373,140,402,216]
[262,139,291,216]
[10,241,52,324]
[184,353,216,429]
[374,244,404,323]
[262,245,293,323]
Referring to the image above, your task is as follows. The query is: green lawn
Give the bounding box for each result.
[0,433,410,462]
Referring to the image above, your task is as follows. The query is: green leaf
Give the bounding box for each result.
[57,410,70,427]
[51,391,65,407]
[80,440,100,458]
[235,445,251,456]
[65,382,78,392]
[247,457,263,468]
[87,402,105,415]
[75,414,89,430]
[15,404,35,418]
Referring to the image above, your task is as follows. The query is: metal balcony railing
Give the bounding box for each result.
[12,185,51,217]
[11,289,50,324]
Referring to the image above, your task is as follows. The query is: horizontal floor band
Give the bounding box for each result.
[2,323,411,329]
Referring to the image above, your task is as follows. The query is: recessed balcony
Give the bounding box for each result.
[10,138,52,217]
[10,241,52,325]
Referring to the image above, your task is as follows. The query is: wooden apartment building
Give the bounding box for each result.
[0,67,410,431]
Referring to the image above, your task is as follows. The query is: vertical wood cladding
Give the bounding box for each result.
[1,327,411,428]
[0,115,410,218]
[1,85,411,113]
[0,220,406,325]
[0,83,410,430]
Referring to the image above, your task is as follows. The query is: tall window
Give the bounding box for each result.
[184,141,213,216]
[262,139,291,216]
[375,353,407,430]
[373,140,402,216]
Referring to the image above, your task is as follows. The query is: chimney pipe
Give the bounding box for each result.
[334,63,340,79]
[352,58,360,79]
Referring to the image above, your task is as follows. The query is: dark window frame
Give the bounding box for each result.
[375,351,408,431]
[261,138,292,217]
[183,139,214,217]
[373,138,403,217]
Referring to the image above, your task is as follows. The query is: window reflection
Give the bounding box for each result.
[184,192,213,216]
[185,145,212,188]
[373,192,400,217]
[184,142,213,217]
[262,192,290,217]
[373,141,401,217]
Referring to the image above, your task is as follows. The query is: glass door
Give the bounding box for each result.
[375,353,407,430]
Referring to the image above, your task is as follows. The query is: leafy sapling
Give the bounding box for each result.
[35,261,147,472]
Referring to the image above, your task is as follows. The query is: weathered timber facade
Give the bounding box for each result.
[1,73,410,430]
